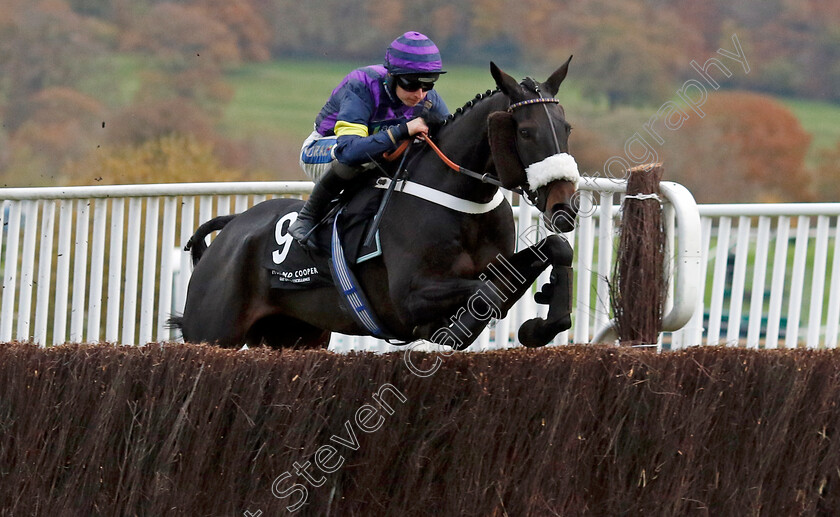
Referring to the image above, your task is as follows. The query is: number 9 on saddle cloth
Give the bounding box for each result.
[262,180,385,290]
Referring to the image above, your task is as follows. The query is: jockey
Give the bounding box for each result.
[290,31,450,249]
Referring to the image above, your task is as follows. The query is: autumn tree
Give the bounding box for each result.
[261,0,384,59]
[568,126,621,177]
[260,0,473,62]
[0,0,108,131]
[191,0,271,61]
[106,99,216,146]
[0,1,112,184]
[62,134,259,185]
[98,0,249,168]
[120,3,239,115]
[6,88,106,183]
[570,0,699,108]
[670,0,725,55]
[667,91,812,203]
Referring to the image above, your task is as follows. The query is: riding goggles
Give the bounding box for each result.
[395,74,439,92]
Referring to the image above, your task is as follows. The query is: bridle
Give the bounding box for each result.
[431,92,565,207]
[506,86,566,209]
[507,97,561,111]
[512,78,564,156]
[383,89,566,208]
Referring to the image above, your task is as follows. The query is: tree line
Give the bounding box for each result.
[0,0,838,201]
[58,0,837,102]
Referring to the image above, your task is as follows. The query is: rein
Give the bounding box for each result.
[385,133,505,187]
[424,135,508,188]
[383,94,563,199]
[385,134,508,188]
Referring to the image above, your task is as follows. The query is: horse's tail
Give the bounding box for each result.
[167,315,184,332]
[184,214,238,266]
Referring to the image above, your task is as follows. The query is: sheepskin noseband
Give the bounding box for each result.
[525,153,580,190]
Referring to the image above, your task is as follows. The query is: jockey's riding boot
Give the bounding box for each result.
[289,168,348,250]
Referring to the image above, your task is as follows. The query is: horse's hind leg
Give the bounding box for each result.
[246,315,331,349]
[180,305,249,346]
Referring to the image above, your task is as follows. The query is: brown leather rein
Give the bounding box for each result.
[383,96,561,192]
[384,135,508,189]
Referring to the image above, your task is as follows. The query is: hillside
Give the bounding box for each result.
[216,58,840,199]
[2,0,839,198]
[221,58,838,155]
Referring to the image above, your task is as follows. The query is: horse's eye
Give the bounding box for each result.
[519,129,531,139]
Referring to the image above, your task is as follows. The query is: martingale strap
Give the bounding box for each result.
[374,177,507,214]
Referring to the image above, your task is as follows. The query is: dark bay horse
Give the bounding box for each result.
[172,59,580,350]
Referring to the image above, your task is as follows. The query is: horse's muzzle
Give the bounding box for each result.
[541,179,578,233]
[546,203,577,233]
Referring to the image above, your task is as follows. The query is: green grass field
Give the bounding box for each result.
[221,60,350,139]
[219,58,595,139]
[781,97,840,164]
[218,58,839,165]
[110,56,838,169]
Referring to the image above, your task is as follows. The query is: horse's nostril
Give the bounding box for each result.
[550,204,577,232]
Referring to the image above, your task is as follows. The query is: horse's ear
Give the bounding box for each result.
[544,55,572,97]
[491,61,523,100]
[488,111,527,189]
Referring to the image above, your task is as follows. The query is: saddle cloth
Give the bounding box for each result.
[262,185,384,290]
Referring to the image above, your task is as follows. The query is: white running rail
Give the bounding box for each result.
[9,181,832,351]
[674,203,840,349]
[0,182,309,346]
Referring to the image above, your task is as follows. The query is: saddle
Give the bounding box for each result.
[262,181,400,339]
[262,181,384,291]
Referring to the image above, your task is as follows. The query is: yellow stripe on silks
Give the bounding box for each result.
[334,121,369,138]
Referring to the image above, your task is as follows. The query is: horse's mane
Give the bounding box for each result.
[436,77,543,130]
[422,77,556,158]
[439,88,502,128]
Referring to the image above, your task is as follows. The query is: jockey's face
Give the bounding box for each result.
[395,83,428,107]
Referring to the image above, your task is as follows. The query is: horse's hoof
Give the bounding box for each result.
[518,315,572,347]
[518,319,550,347]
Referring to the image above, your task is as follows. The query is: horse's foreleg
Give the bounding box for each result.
[459,234,573,349]
[517,263,573,347]
[410,235,573,350]
[501,234,574,347]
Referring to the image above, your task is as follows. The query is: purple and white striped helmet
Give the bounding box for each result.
[384,31,446,76]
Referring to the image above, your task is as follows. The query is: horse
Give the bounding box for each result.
[171,58,580,350]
